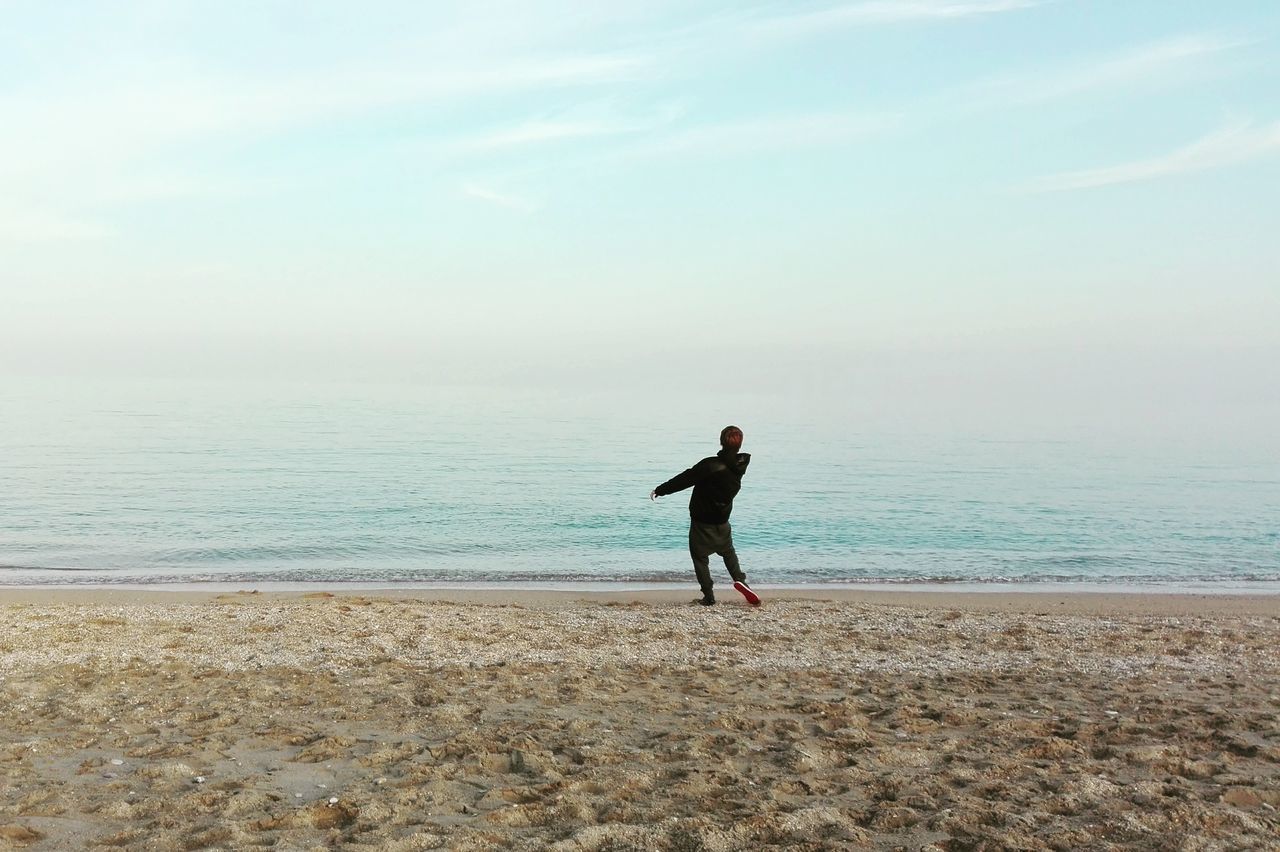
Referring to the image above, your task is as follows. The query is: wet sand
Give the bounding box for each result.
[1,589,1277,850]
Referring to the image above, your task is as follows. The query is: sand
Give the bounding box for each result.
[0,588,1277,850]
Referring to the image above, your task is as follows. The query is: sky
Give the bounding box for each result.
[2,1,1278,431]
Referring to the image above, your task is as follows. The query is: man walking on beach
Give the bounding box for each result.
[651,425,761,607]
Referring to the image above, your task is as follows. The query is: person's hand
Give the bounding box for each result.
[649,490,658,501]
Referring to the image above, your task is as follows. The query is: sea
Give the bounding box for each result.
[2,377,1278,592]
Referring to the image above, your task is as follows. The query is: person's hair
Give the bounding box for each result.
[720,425,743,451]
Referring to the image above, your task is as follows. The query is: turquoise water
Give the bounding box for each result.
[2,379,1278,588]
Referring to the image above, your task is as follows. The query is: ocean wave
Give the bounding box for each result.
[1,566,1278,587]
[822,573,1280,586]
[0,564,104,572]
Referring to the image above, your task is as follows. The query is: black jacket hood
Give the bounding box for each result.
[718,449,751,475]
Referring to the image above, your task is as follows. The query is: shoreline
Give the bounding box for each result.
[1,585,1278,616]
[3,578,1279,594]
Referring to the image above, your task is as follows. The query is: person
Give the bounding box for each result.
[651,425,761,607]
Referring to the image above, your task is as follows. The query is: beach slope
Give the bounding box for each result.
[1,590,1277,850]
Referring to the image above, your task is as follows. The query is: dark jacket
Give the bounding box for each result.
[655,450,751,524]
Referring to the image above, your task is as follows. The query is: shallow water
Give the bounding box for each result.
[2,379,1277,588]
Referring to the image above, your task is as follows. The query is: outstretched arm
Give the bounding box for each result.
[653,465,701,498]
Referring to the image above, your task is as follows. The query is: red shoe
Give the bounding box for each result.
[733,581,761,606]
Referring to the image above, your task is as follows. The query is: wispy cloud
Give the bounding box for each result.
[746,0,1043,39]
[0,51,651,177]
[963,34,1249,107]
[621,111,900,159]
[0,47,644,239]
[654,0,1042,61]
[459,102,685,151]
[1024,119,1280,192]
[0,208,110,243]
[459,182,539,213]
[471,119,635,149]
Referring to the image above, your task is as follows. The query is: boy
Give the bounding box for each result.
[651,426,761,607]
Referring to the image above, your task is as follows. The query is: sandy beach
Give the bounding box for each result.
[1,589,1277,850]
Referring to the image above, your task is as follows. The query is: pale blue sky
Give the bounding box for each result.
[2,1,1278,427]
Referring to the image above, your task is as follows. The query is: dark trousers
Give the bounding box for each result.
[689,520,745,597]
